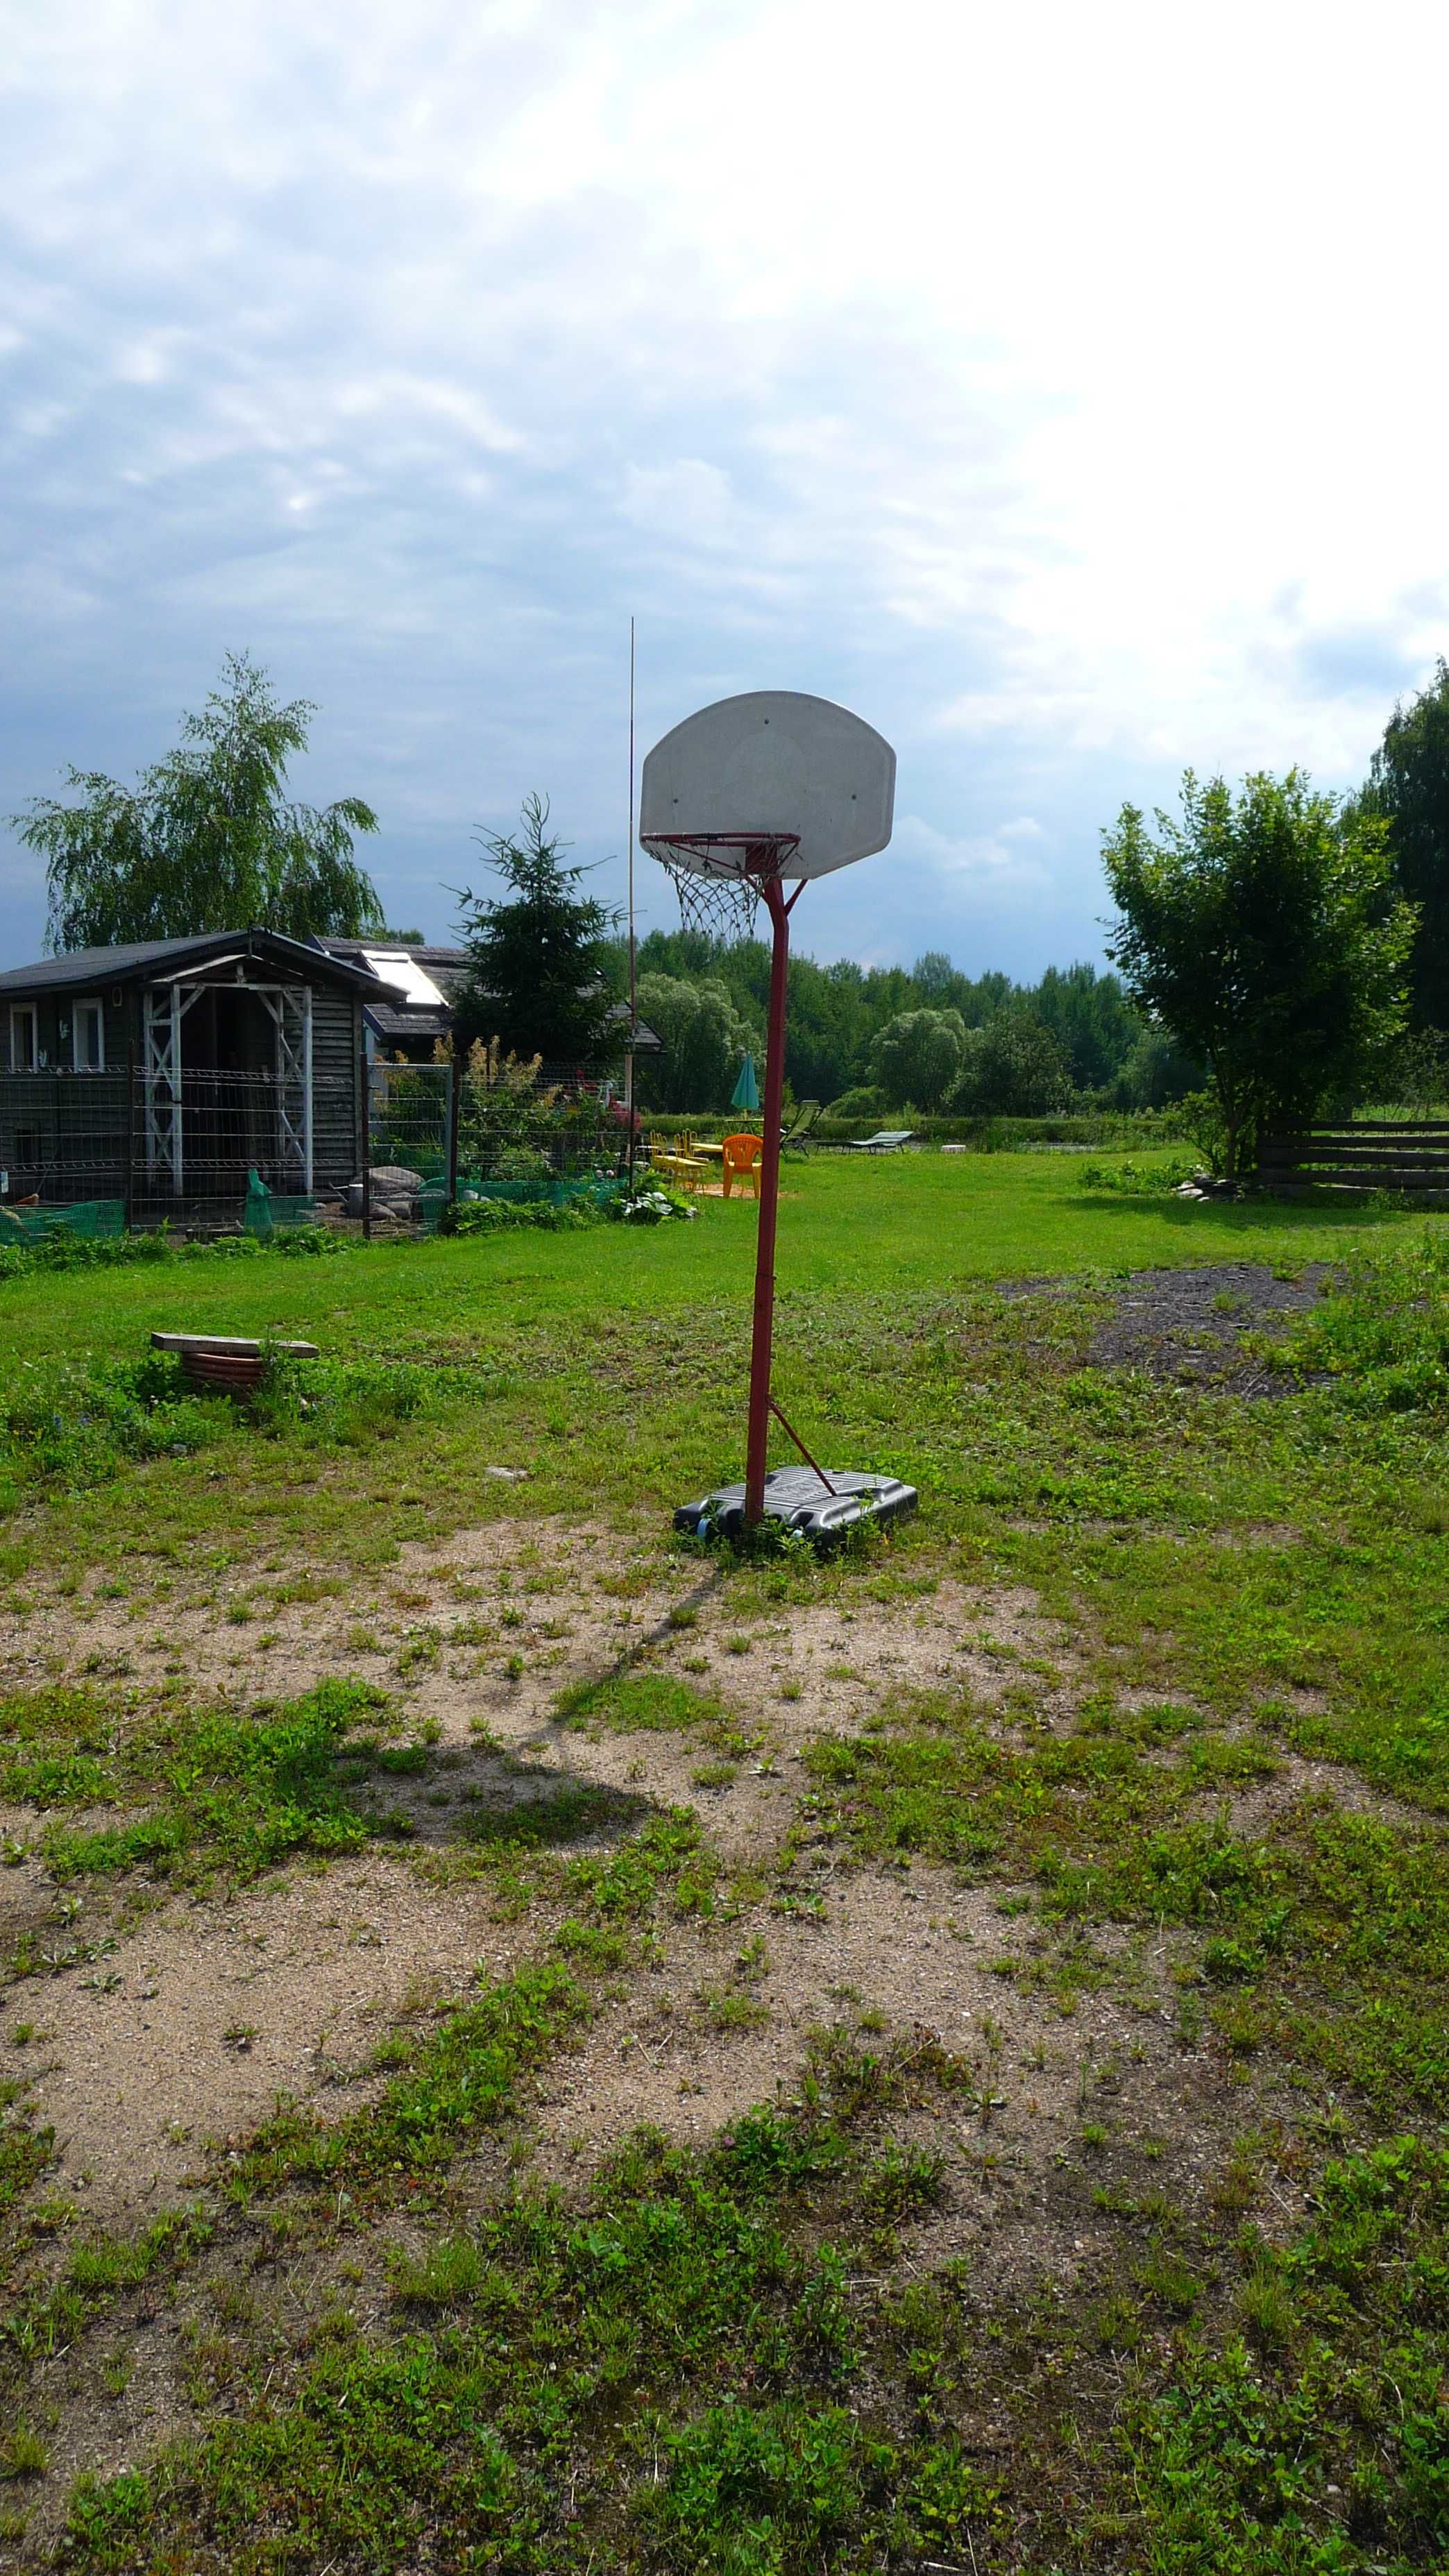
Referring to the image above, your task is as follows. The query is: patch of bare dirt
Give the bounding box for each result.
[0,1524,1081,1747]
[0,1523,1084,1872]
[524,1862,1307,2300]
[1225,1752,1443,1842]
[0,1522,1095,2228]
[8,1853,549,2224]
[1086,1262,1338,1396]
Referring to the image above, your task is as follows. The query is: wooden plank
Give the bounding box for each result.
[1258,1144,1449,1164]
[1258,1171,1449,1192]
[1266,1144,1449,1158]
[1258,1180,1449,1195]
[1260,1158,1449,1176]
[151,1332,319,1357]
[1260,1144,1449,1160]
[1261,1161,1449,1178]
[1262,1125,1449,1143]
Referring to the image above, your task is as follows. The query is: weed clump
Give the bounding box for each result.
[1288,1229,1449,1412]
[1,1675,388,1887]
[0,1346,438,1510]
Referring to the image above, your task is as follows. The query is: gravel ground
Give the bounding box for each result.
[1087,1260,1337,1394]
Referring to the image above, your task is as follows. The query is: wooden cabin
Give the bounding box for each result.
[0,929,405,1219]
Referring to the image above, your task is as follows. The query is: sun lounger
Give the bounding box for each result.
[779,1099,822,1155]
[840,1129,914,1153]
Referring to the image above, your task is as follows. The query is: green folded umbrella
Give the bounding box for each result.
[730,1052,761,1112]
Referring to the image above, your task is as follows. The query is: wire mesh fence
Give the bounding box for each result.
[0,1056,638,1237]
[0,1068,357,1232]
[368,1056,634,1217]
[367,1063,449,1185]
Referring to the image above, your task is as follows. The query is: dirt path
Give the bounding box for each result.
[1,1518,1087,2225]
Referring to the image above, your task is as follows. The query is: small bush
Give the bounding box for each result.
[446,1191,610,1236]
[1079,1156,1199,1195]
[1287,1231,1449,1414]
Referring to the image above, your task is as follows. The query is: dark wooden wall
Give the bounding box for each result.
[312,982,360,1188]
[1,972,364,1203]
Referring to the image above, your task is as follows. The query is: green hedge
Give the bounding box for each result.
[643,1110,1191,1149]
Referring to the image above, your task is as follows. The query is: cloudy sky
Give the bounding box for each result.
[3,0,1446,975]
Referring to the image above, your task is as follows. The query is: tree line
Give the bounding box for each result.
[605,933,1187,1119]
[13,652,1449,1170]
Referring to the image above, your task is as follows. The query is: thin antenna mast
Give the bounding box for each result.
[625,616,637,1192]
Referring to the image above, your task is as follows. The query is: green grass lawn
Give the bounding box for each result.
[2,1150,1410,1374]
[3,1157,1449,2572]
[0,1151,1414,1591]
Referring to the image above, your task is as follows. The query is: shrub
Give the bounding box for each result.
[825,1083,887,1121]
[1079,1157,1198,1196]
[949,1009,1073,1115]
[447,1193,607,1237]
[0,1226,348,1284]
[454,1037,616,1183]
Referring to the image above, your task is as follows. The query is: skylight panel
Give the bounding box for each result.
[362,950,448,1009]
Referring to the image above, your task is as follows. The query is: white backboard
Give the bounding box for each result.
[640,690,896,880]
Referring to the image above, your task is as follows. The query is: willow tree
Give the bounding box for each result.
[15,652,383,950]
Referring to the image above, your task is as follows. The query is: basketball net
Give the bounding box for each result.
[641,831,801,944]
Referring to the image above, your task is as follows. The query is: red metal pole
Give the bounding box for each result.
[744,872,792,1523]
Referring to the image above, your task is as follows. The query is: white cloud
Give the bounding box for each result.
[895,813,1052,888]
[1,0,1447,976]
[617,460,737,550]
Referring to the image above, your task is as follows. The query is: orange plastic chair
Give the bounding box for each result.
[721,1133,763,1199]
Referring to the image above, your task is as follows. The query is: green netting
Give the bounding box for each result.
[244,1170,316,1239]
[4,1200,125,1247]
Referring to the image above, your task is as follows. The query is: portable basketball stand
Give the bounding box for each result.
[639,692,919,1549]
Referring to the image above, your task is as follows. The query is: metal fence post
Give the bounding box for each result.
[446,1049,460,1208]
[123,1046,135,1233]
[355,1003,372,1242]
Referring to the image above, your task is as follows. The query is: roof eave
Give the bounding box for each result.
[0,929,409,1007]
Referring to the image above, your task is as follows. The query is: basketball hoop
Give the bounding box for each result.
[638,691,917,1544]
[640,831,801,945]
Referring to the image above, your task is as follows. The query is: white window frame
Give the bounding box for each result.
[73,997,105,1073]
[10,1004,37,1072]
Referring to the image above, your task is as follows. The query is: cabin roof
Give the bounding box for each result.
[316,940,665,1052]
[0,929,408,1003]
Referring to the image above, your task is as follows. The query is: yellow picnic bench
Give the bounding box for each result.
[649,1134,709,1191]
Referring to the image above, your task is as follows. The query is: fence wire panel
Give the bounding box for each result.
[368,1062,450,1182]
[0,1069,356,1230]
[0,1074,130,1206]
[1,1058,636,1232]
[454,1061,629,1189]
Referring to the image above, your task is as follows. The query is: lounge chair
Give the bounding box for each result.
[841,1129,914,1153]
[779,1099,822,1155]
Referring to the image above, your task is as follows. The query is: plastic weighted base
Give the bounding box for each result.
[675,1466,918,1549]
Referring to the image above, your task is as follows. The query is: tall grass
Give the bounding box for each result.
[0,1346,434,1511]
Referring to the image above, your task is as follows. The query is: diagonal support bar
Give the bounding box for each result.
[768,1397,838,1495]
